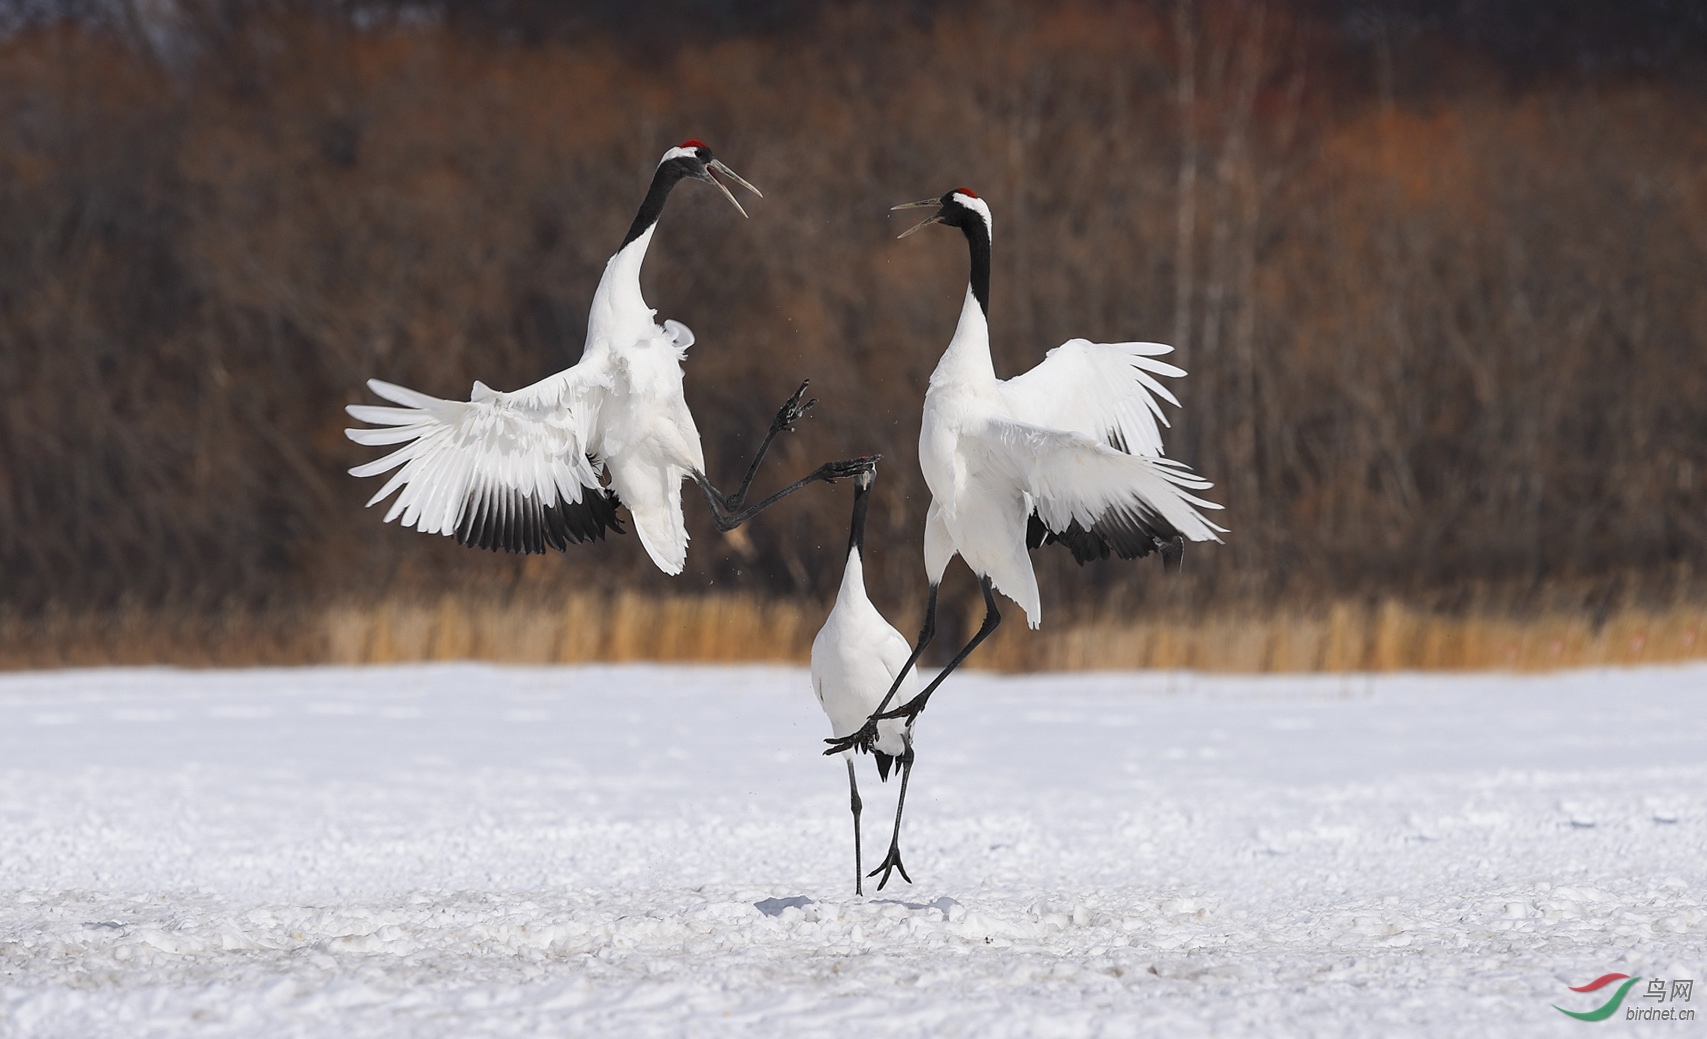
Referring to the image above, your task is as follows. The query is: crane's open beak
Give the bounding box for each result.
[703,159,762,218]
[891,198,944,239]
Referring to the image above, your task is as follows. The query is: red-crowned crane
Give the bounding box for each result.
[810,464,921,893]
[344,141,873,575]
[828,188,1223,757]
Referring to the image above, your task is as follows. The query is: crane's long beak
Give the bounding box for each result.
[704,159,762,218]
[891,198,944,239]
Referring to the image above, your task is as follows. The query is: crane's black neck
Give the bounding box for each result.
[847,478,873,556]
[621,159,692,249]
[959,216,991,316]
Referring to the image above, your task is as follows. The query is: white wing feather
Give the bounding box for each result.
[981,419,1225,543]
[662,318,695,353]
[344,363,608,536]
[998,338,1185,457]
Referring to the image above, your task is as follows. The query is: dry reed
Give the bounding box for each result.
[2,597,1704,674]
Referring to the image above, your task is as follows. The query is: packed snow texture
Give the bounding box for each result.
[0,662,1703,1037]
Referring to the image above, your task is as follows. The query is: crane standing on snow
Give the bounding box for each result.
[810,463,922,894]
[343,141,875,575]
[828,188,1224,759]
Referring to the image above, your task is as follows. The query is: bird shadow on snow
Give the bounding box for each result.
[753,894,961,917]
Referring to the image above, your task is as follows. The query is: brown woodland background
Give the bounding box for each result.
[2,0,1706,669]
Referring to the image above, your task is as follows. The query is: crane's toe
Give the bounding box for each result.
[823,719,880,756]
[874,698,925,725]
[818,455,883,483]
[868,844,912,889]
[770,380,817,434]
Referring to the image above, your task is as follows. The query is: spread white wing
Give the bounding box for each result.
[980,418,1225,561]
[999,338,1184,457]
[344,362,617,554]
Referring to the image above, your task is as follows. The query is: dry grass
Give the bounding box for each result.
[0,596,813,671]
[3,597,1704,674]
[976,600,1707,673]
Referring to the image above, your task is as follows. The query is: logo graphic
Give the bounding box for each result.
[1554,974,1641,1021]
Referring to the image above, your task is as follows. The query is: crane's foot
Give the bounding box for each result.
[873,701,923,724]
[824,719,880,756]
[817,455,882,483]
[770,380,816,435]
[867,843,912,890]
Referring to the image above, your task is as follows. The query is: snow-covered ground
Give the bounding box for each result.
[0,662,1703,1037]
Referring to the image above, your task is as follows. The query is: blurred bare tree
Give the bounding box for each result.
[0,0,1704,644]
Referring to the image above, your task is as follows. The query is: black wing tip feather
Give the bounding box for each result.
[1028,510,1186,571]
[875,751,895,782]
[454,488,624,555]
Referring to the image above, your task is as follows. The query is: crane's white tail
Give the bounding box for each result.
[606,459,689,576]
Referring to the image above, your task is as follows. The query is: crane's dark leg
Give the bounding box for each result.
[691,381,878,531]
[693,454,879,534]
[846,756,865,897]
[719,380,816,512]
[823,583,938,756]
[874,576,1000,725]
[868,737,916,891]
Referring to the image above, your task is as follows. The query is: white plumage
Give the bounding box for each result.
[344,141,849,576]
[910,193,1224,628]
[811,547,917,761]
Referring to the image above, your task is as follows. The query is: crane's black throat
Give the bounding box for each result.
[621,157,697,249]
[956,214,992,316]
[847,476,873,555]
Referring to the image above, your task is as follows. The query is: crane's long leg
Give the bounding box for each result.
[868,737,915,891]
[823,583,939,756]
[693,455,879,533]
[718,380,816,512]
[846,756,865,897]
[874,576,1000,725]
[693,380,880,532]
[692,382,879,532]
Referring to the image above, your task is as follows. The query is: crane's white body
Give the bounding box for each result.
[811,546,918,759]
[580,224,706,571]
[346,200,709,575]
[811,478,922,894]
[914,195,1224,628]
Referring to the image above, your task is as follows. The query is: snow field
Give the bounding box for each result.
[0,663,1703,1037]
